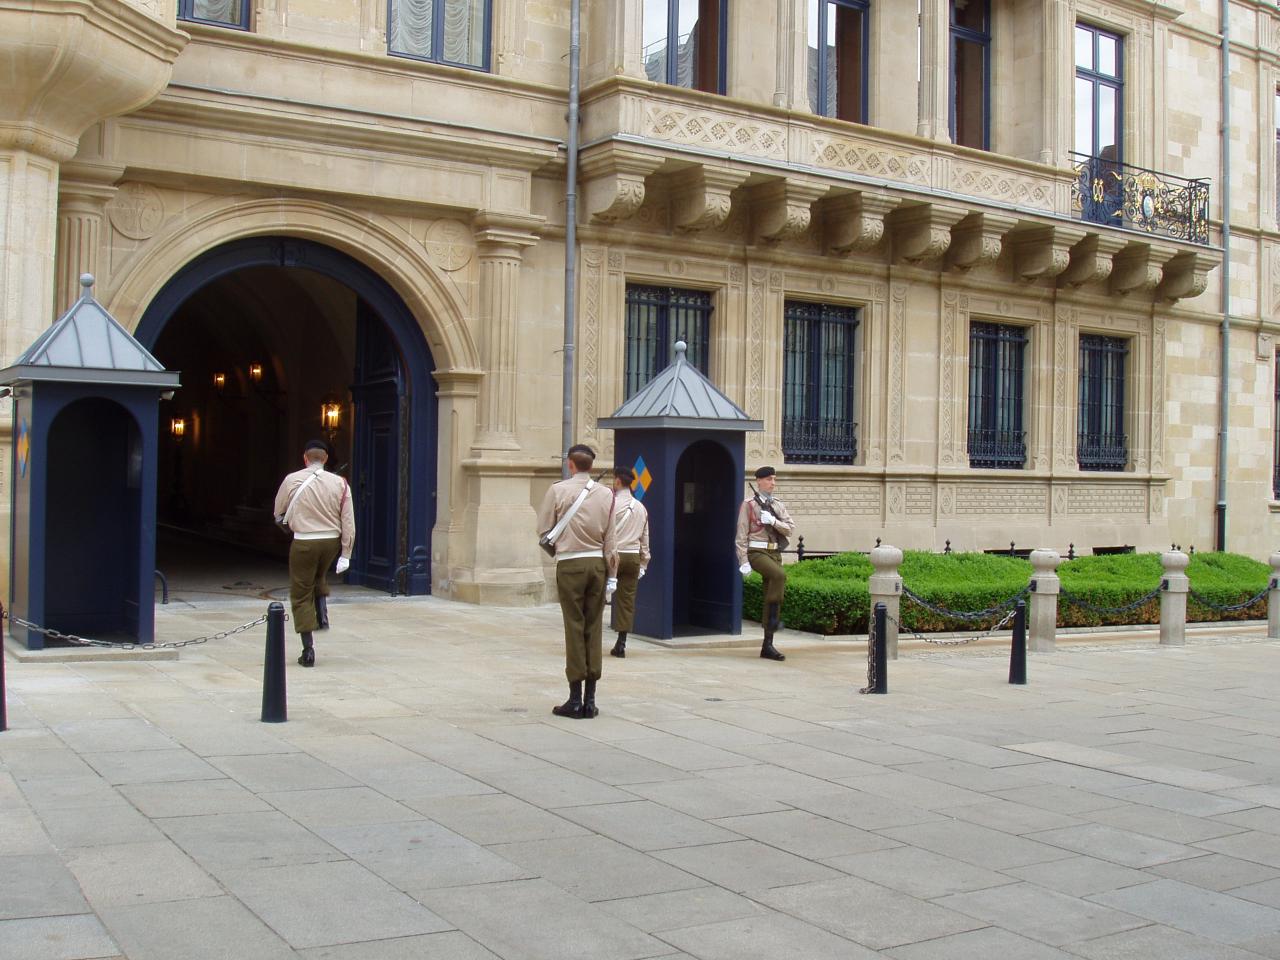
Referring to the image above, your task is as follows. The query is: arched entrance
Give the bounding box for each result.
[673,438,739,633]
[135,237,436,594]
[46,398,144,635]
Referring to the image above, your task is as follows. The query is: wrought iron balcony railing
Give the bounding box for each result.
[967,428,1026,469]
[783,417,857,465]
[1069,152,1211,246]
[1077,432,1128,472]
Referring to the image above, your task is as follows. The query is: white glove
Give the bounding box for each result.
[335,556,350,575]
[740,562,752,578]
[605,577,617,602]
[637,567,646,580]
[759,510,775,526]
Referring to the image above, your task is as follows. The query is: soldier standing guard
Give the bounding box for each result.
[536,443,618,718]
[736,466,795,661]
[608,466,650,659]
[273,439,355,667]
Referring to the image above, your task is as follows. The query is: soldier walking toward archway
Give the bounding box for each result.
[737,466,795,661]
[273,440,355,667]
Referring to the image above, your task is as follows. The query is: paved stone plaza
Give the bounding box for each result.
[6,592,1280,959]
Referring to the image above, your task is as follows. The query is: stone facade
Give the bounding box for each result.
[1,0,1277,605]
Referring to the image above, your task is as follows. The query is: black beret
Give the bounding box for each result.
[754,466,776,479]
[304,438,329,454]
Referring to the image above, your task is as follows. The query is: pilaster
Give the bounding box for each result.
[55,160,124,316]
[917,0,951,141]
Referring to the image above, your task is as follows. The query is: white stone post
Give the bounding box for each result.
[1159,551,1189,646]
[1028,549,1060,652]
[869,544,903,660]
[1268,553,1280,641]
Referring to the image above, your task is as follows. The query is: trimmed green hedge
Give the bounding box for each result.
[743,550,1272,635]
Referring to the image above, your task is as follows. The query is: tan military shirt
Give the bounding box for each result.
[735,494,795,566]
[273,463,356,558]
[536,472,618,573]
[611,488,650,569]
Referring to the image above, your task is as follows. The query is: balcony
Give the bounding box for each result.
[577,79,1222,303]
[967,429,1026,470]
[1069,153,1211,246]
[782,416,857,465]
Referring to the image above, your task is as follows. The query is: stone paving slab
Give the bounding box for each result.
[9,596,1280,957]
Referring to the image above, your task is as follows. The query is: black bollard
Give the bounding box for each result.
[871,602,888,694]
[1009,599,1027,685]
[0,602,7,732]
[261,602,287,723]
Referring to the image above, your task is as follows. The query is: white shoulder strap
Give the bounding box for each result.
[284,470,322,525]
[545,480,595,544]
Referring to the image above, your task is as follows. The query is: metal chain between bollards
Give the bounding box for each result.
[1,606,275,651]
[1057,583,1163,617]
[1187,581,1272,615]
[859,608,878,694]
[900,583,1032,624]
[888,602,1023,647]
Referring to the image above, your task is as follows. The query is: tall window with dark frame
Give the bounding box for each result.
[967,321,1026,469]
[782,301,859,465]
[178,0,250,28]
[389,0,490,71]
[808,0,870,124]
[624,285,712,399]
[1077,334,1128,471]
[1075,23,1123,226]
[950,0,990,150]
[642,0,726,93]
[1274,352,1280,500]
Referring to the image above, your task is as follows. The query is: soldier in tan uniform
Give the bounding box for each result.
[608,466,650,659]
[535,443,618,718]
[735,466,795,661]
[272,440,355,667]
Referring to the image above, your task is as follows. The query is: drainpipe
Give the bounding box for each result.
[561,0,581,479]
[1216,0,1230,550]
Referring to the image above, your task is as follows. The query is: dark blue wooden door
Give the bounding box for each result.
[350,303,404,591]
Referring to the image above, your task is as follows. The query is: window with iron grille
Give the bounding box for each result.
[179,0,250,28]
[967,321,1026,469]
[782,301,859,464]
[808,0,870,124]
[1077,334,1128,471]
[1274,352,1280,500]
[642,0,727,93]
[389,0,490,71]
[624,285,712,399]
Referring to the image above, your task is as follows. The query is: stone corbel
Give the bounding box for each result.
[580,148,663,224]
[669,165,749,233]
[889,202,968,264]
[1110,241,1177,297]
[947,212,1018,272]
[825,192,900,255]
[1057,233,1128,288]
[1157,249,1221,303]
[1010,224,1086,283]
[751,179,828,244]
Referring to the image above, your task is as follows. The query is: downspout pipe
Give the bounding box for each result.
[1216,0,1230,550]
[561,0,581,479]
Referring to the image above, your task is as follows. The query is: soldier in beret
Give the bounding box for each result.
[735,466,795,661]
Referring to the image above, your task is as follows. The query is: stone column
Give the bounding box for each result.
[917,0,951,141]
[473,214,539,451]
[1028,548,1060,652]
[55,161,124,316]
[1040,0,1074,166]
[869,544,903,661]
[1159,551,1189,646]
[583,0,645,86]
[1268,553,1280,641]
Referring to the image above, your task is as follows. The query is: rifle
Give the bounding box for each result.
[747,482,789,552]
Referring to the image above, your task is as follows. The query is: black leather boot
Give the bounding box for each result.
[582,679,599,718]
[552,681,583,718]
[760,604,785,661]
[298,632,316,667]
[610,632,627,658]
[315,595,329,631]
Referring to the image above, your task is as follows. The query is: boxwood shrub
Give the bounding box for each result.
[742,550,1271,635]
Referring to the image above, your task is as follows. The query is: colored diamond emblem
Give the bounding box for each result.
[16,418,29,479]
[632,456,652,501]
